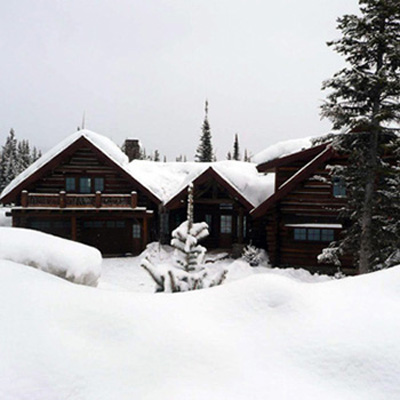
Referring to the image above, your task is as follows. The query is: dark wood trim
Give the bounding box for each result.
[256,142,329,172]
[0,135,162,206]
[165,167,254,211]
[251,147,334,218]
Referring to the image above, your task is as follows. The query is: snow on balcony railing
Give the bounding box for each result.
[22,191,137,208]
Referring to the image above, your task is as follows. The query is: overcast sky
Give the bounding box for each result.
[0,0,360,161]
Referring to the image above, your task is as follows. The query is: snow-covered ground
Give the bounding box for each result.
[1,231,400,399]
[1,257,400,400]
[0,207,11,226]
[0,227,101,286]
[99,243,330,293]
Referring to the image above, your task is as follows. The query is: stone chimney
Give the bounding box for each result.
[124,139,141,161]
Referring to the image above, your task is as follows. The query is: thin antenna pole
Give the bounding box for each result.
[81,111,86,130]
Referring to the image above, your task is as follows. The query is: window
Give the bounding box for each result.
[30,221,51,230]
[83,221,103,228]
[220,203,233,210]
[220,215,232,234]
[308,229,321,241]
[205,214,212,233]
[65,177,75,192]
[106,220,125,228]
[294,228,335,242]
[333,177,346,198]
[79,177,91,194]
[321,229,334,242]
[294,228,307,240]
[94,177,104,192]
[53,221,71,229]
[132,223,141,238]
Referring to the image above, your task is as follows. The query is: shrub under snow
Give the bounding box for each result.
[242,244,269,267]
[142,184,227,292]
[0,227,102,286]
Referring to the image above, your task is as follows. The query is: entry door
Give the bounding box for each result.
[219,214,233,248]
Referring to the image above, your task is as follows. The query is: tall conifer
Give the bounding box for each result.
[319,0,400,273]
[195,100,214,162]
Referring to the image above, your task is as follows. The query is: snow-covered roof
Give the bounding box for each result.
[253,136,316,165]
[1,130,128,200]
[1,130,275,208]
[127,160,275,208]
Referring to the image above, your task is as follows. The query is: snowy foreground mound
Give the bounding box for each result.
[0,227,101,286]
[1,261,400,400]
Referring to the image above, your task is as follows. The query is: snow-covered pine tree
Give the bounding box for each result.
[141,184,227,292]
[31,147,42,163]
[0,129,18,192]
[195,100,214,162]
[226,151,232,160]
[319,0,400,273]
[16,139,31,174]
[243,149,251,162]
[153,150,160,162]
[233,133,240,161]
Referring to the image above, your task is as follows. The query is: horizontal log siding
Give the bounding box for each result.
[24,146,155,209]
[275,159,355,274]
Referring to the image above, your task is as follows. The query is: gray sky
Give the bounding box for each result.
[0,0,359,161]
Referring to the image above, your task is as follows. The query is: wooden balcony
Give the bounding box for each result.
[20,191,138,209]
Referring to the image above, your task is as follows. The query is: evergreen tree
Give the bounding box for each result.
[195,100,214,162]
[153,150,160,162]
[141,184,227,292]
[243,149,251,162]
[0,129,18,192]
[31,147,42,162]
[319,0,400,273]
[226,151,232,160]
[16,139,31,174]
[233,133,240,160]
[0,130,42,193]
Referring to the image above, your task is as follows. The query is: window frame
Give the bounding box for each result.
[293,228,335,243]
[332,176,346,198]
[220,215,233,234]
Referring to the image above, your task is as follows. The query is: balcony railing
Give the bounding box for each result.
[21,191,137,209]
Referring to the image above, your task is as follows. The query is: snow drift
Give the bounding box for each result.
[1,259,400,399]
[0,227,101,286]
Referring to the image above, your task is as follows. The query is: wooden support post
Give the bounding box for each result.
[238,208,244,244]
[60,191,66,208]
[71,216,77,241]
[131,191,137,208]
[95,191,101,208]
[142,216,148,250]
[21,190,28,207]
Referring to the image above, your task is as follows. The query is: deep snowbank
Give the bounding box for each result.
[0,227,101,286]
[0,207,11,226]
[1,260,400,400]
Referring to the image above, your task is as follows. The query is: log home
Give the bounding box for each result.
[0,130,273,256]
[0,131,160,255]
[251,140,356,275]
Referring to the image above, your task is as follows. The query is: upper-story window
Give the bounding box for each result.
[333,176,346,198]
[79,177,91,194]
[66,177,105,193]
[65,177,76,192]
[94,177,104,192]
